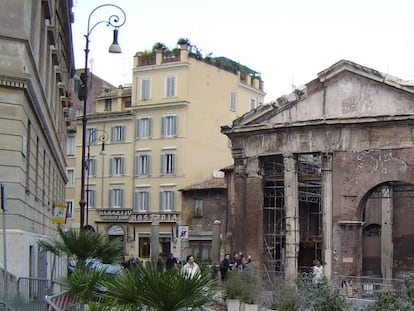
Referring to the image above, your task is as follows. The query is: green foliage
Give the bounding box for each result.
[366,292,409,311]
[296,275,346,311]
[366,274,414,311]
[177,37,191,45]
[153,42,167,51]
[223,268,261,304]
[262,274,345,311]
[64,267,109,304]
[139,50,155,62]
[266,283,298,311]
[38,227,123,266]
[96,263,221,311]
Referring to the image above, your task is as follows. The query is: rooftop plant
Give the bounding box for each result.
[153,42,167,51]
[177,37,191,46]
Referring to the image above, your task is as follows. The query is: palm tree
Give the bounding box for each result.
[96,263,222,311]
[38,226,123,268]
[38,226,124,306]
[39,229,221,310]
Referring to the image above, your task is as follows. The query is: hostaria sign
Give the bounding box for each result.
[97,209,180,223]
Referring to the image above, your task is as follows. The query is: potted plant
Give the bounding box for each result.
[177,37,191,49]
[153,42,167,52]
[223,268,261,311]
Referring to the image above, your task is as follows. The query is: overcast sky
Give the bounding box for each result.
[71,0,414,102]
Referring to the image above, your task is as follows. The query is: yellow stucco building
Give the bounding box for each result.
[66,43,264,262]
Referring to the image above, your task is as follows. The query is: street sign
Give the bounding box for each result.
[177,225,189,239]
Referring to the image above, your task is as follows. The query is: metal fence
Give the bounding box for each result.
[0,268,70,311]
[256,269,406,301]
[45,291,85,311]
[331,275,405,299]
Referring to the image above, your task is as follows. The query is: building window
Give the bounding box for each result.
[87,127,97,144]
[160,189,175,211]
[194,199,203,217]
[165,75,176,98]
[66,201,73,218]
[110,156,125,175]
[105,99,112,111]
[86,189,96,208]
[86,158,96,177]
[249,98,257,110]
[161,115,177,137]
[139,236,150,258]
[135,153,151,176]
[134,189,150,211]
[136,117,152,139]
[111,125,125,142]
[160,152,175,175]
[140,78,151,100]
[67,135,75,156]
[109,187,124,208]
[125,99,131,108]
[66,168,75,186]
[230,91,236,111]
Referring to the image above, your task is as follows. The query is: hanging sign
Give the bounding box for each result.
[52,203,67,224]
[177,225,189,239]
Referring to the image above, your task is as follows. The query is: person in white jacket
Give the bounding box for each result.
[312,259,323,284]
[181,255,200,279]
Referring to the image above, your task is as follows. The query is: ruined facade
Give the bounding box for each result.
[179,177,227,264]
[221,60,414,280]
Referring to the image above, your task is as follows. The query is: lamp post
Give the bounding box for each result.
[79,4,126,229]
[85,129,109,228]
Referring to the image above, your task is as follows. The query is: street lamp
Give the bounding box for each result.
[85,129,109,228]
[79,4,126,229]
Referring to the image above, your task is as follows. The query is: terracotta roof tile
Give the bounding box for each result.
[180,177,226,191]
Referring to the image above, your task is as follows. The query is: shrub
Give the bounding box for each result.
[265,283,298,311]
[223,268,261,304]
[296,274,346,311]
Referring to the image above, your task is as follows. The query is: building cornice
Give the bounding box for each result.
[76,111,134,123]
[133,62,190,73]
[223,114,414,136]
[239,81,266,96]
[130,100,190,110]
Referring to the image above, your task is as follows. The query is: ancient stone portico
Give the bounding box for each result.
[222,60,414,281]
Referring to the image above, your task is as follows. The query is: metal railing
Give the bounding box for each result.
[331,275,404,299]
[45,291,85,311]
[0,268,70,311]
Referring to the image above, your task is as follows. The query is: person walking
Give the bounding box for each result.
[181,255,200,279]
[166,253,178,270]
[220,253,231,282]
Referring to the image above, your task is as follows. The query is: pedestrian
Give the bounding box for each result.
[157,253,164,271]
[181,255,200,279]
[233,252,243,270]
[242,254,253,269]
[166,253,178,270]
[220,253,231,282]
[312,259,323,284]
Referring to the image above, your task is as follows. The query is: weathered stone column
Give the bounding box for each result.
[151,218,160,263]
[284,154,299,283]
[211,220,221,266]
[381,186,393,279]
[245,157,264,266]
[322,154,333,279]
